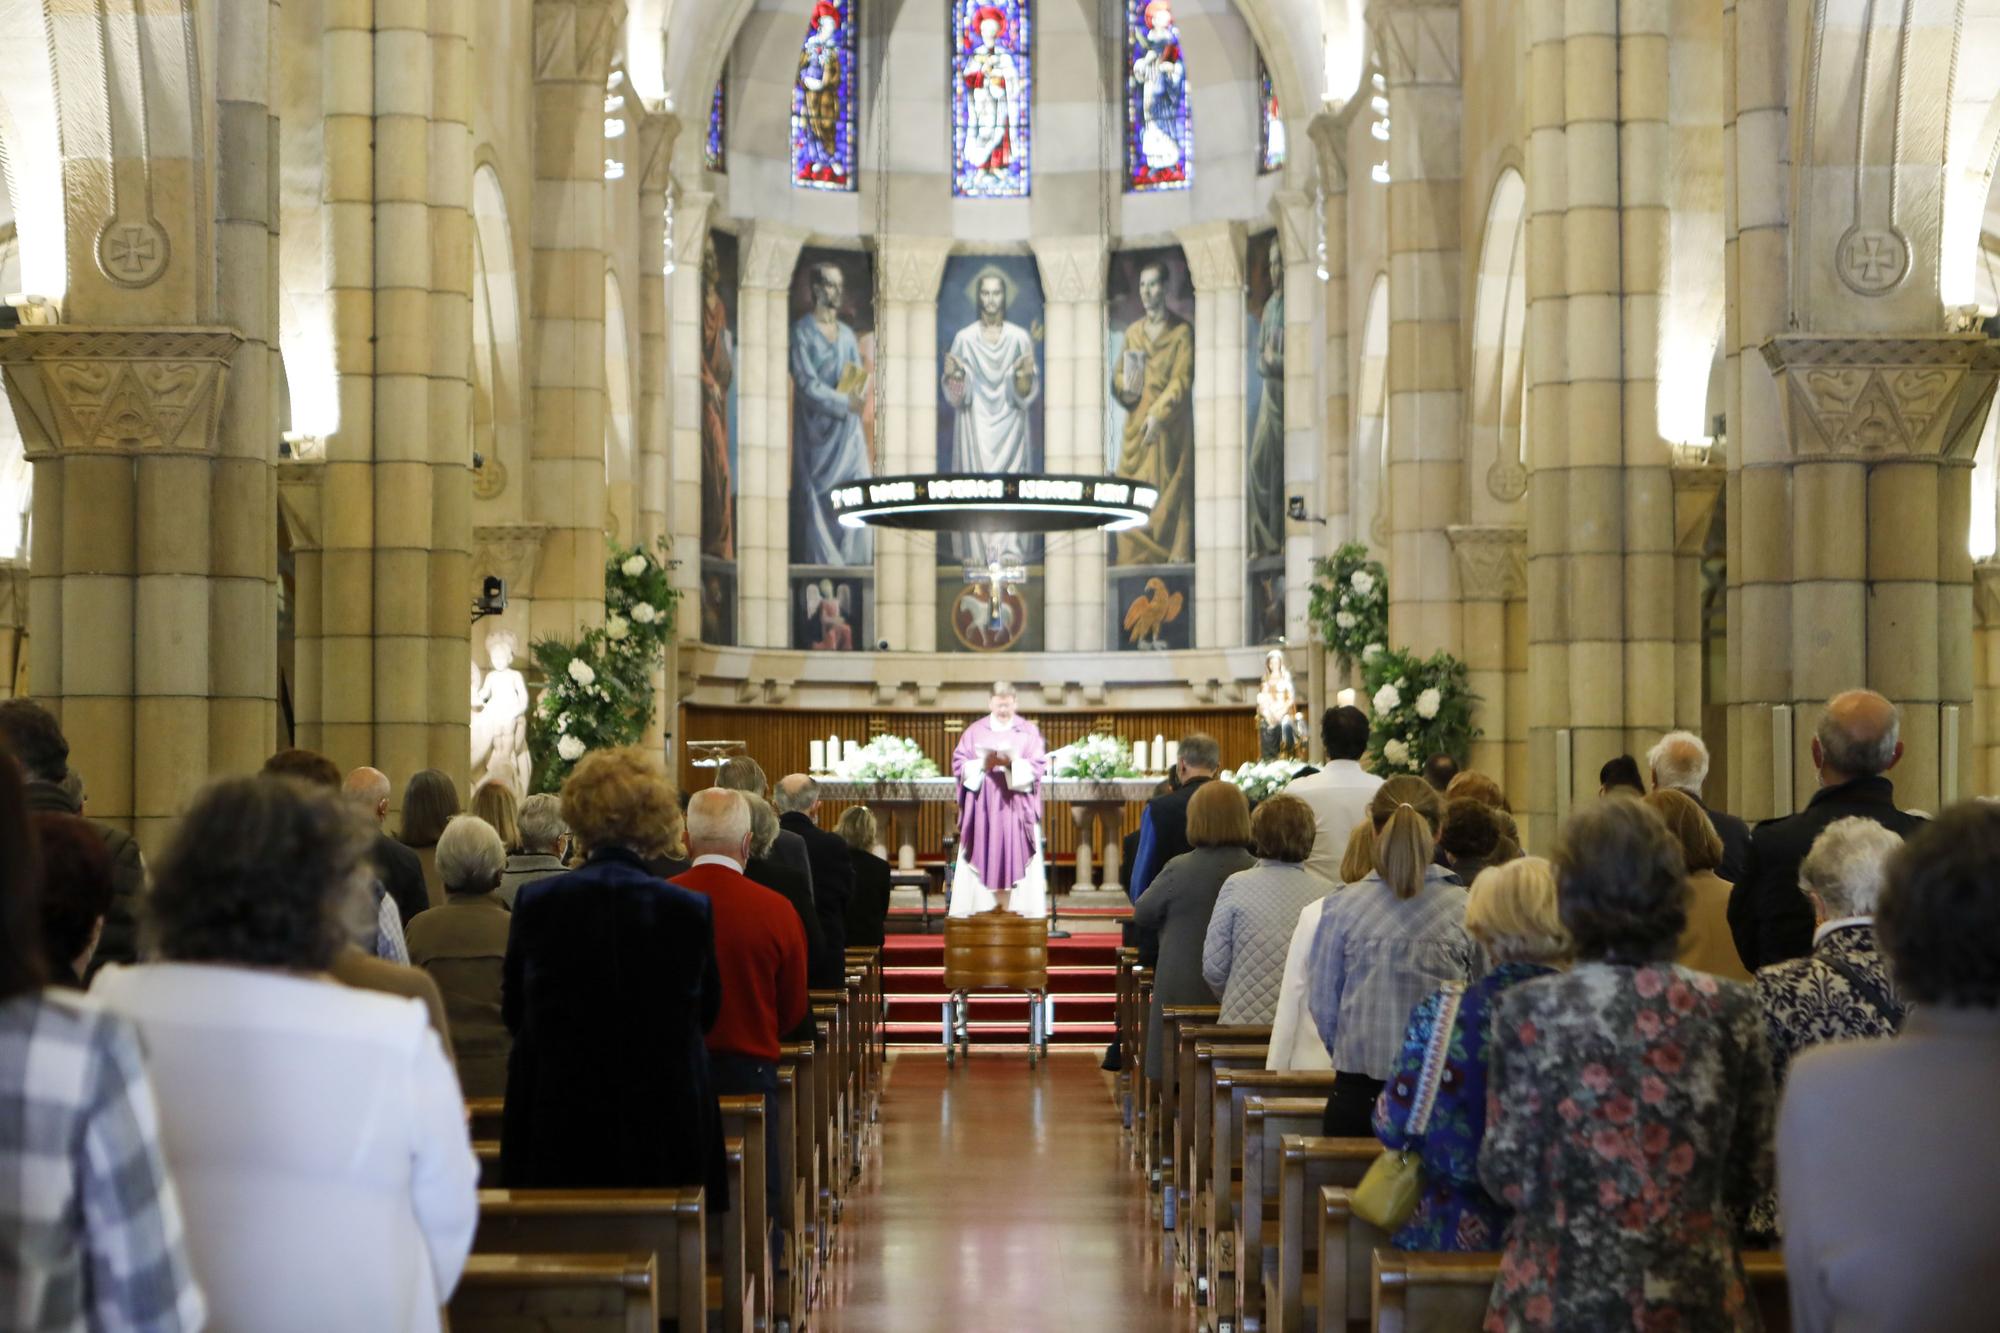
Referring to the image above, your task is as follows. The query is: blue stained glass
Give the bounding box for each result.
[791,1,858,191]
[706,69,727,174]
[1259,57,1286,173]
[951,1,1032,198]
[1126,0,1191,192]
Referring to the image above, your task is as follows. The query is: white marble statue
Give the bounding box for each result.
[470,631,531,796]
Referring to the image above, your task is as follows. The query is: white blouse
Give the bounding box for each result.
[92,963,478,1332]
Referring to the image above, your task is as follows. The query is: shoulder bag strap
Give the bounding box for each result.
[1407,982,1465,1139]
[1814,948,1899,1025]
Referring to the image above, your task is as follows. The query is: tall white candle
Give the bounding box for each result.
[844,739,860,765]
[1133,741,1148,772]
[1153,733,1166,768]
[1337,687,1357,709]
[810,740,826,772]
[1165,741,1179,769]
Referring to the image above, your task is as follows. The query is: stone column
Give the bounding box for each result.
[1757,336,1994,812]
[1448,525,1526,795]
[1031,236,1109,652]
[1274,189,1321,647]
[737,224,810,648]
[1309,116,1351,748]
[0,328,248,850]
[667,189,714,619]
[0,563,24,698]
[1671,464,1725,732]
[877,238,955,654]
[1377,0,1464,657]
[634,112,678,756]
[1974,561,2000,795]
[1178,221,1247,649]
[527,0,624,641]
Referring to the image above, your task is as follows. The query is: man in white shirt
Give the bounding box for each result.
[1282,705,1382,884]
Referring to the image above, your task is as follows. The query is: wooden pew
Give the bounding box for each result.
[448,1252,657,1333]
[808,994,846,1201]
[1370,1250,1791,1333]
[473,1139,502,1189]
[1155,1005,1221,1228]
[1270,1137,1378,1333]
[1130,966,1155,1170]
[472,1189,705,1333]
[1115,947,1141,1136]
[468,1096,504,1143]
[1226,1096,1329,1333]
[717,1095,771,1333]
[1198,1072,1333,1333]
[772,1063,808,1331]
[710,1138,753,1333]
[1317,1186,1386,1333]
[1185,1038,1272,1303]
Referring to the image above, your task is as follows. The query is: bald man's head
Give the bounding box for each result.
[773,773,818,815]
[686,787,753,862]
[343,767,392,824]
[1813,690,1903,784]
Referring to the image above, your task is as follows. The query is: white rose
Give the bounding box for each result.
[1350,570,1376,595]
[1362,643,1384,663]
[1335,610,1357,630]
[621,554,649,578]
[1383,738,1410,767]
[1373,683,1401,714]
[567,658,596,687]
[631,602,658,624]
[1416,688,1442,720]
[556,712,573,731]
[1396,676,1408,689]
[556,734,586,761]
[605,614,631,641]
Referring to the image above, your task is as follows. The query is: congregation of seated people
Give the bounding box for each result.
[1119,687,1997,1331]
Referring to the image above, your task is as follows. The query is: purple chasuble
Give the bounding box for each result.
[952,715,1048,891]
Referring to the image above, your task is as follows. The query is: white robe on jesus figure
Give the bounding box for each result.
[943,318,1038,569]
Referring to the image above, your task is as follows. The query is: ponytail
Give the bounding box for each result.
[1369,775,1444,900]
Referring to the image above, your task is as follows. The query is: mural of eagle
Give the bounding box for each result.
[1122,576,1184,649]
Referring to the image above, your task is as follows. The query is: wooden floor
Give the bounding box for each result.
[819,1049,1187,1330]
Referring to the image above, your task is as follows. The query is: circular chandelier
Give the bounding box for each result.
[829,472,1158,534]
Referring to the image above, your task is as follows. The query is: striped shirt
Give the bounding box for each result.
[1307,865,1475,1080]
[0,992,204,1332]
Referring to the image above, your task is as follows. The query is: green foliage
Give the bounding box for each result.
[525,541,682,792]
[1309,543,1389,677]
[1360,648,1480,776]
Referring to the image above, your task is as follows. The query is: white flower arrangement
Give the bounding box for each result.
[1221,759,1307,804]
[1382,737,1411,769]
[605,614,630,641]
[1335,610,1357,630]
[630,602,657,624]
[833,735,942,782]
[1310,543,1390,676]
[556,734,586,761]
[1350,569,1376,596]
[621,553,650,578]
[1374,682,1401,714]
[1361,647,1480,779]
[1416,687,1442,720]
[1051,734,1141,780]
[566,657,596,687]
[1362,643,1384,663]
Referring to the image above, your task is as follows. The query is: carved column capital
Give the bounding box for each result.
[0,326,242,459]
[636,111,680,191]
[1272,190,1317,265]
[1308,110,1350,194]
[673,191,716,270]
[878,237,956,305]
[1670,463,1726,556]
[740,222,812,292]
[1031,235,1109,303]
[1447,524,1527,601]
[1176,221,1247,292]
[1759,333,2000,461]
[533,0,627,84]
[473,522,553,599]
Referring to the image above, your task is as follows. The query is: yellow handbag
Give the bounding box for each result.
[1351,982,1464,1230]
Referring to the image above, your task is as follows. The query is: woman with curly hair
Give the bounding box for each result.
[499,747,725,1203]
[1478,798,1773,1332]
[91,775,477,1331]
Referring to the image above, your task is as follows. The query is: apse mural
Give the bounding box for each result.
[792,0,858,190]
[1126,0,1190,192]
[1116,571,1192,652]
[790,246,876,649]
[700,230,739,644]
[1258,56,1285,173]
[1246,230,1285,562]
[797,577,865,652]
[951,0,1033,198]
[935,254,1046,652]
[1106,245,1194,649]
[705,70,727,173]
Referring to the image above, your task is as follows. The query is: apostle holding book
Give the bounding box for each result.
[950,682,1048,917]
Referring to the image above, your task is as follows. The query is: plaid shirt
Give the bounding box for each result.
[1307,865,1475,1080]
[0,993,205,1332]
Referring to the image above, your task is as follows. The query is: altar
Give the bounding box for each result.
[814,776,1163,893]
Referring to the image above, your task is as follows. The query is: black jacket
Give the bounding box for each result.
[779,810,854,958]
[499,847,725,1203]
[23,781,145,974]
[1728,776,1926,971]
[1132,775,1214,894]
[372,830,430,929]
[843,847,893,949]
[1686,795,1752,886]
[747,856,840,992]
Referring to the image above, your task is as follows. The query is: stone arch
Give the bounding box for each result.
[1940,1,2000,305]
[1353,272,1389,554]
[1468,167,1526,523]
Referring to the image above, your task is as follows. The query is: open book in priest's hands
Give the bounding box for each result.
[964,741,1035,793]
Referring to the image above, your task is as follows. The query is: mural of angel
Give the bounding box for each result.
[806,578,856,651]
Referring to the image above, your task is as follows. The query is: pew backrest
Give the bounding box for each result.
[449,1252,658,1333]
[474,1188,704,1333]
[1370,1250,1791,1333]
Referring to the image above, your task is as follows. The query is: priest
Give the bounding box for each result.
[949,682,1048,917]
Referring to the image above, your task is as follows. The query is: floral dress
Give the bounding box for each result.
[1372,961,1556,1250]
[1478,962,1775,1333]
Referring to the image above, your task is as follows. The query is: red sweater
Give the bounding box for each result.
[671,861,810,1061]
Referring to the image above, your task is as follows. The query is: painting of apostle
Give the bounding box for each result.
[789,249,876,568]
[1246,230,1285,560]
[1107,246,1194,566]
[700,231,738,560]
[939,256,1043,568]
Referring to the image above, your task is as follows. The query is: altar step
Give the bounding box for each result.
[878,931,1124,1046]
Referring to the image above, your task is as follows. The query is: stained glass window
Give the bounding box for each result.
[791,1,858,191]
[1258,56,1285,174]
[705,68,727,174]
[1126,0,1191,192]
[951,1,1032,198]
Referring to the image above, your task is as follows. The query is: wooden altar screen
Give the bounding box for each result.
[676,706,1262,866]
